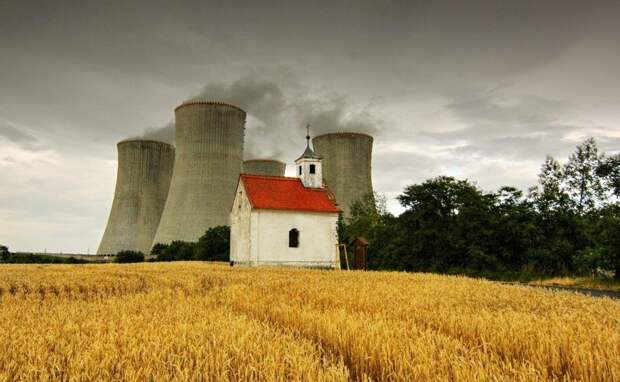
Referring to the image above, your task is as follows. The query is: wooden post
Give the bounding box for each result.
[335,243,341,270]
[336,244,350,270]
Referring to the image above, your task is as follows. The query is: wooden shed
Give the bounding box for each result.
[351,236,369,270]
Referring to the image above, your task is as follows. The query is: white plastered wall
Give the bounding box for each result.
[251,209,339,268]
[229,182,251,263]
[295,157,323,188]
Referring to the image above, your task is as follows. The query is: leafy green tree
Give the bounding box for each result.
[597,154,620,201]
[591,205,620,280]
[150,243,169,257]
[563,138,605,212]
[571,248,606,276]
[0,245,10,262]
[195,226,230,261]
[174,242,195,261]
[343,193,399,270]
[397,176,495,273]
[115,250,145,263]
[337,213,348,245]
[345,192,386,240]
[529,156,570,212]
[528,156,587,275]
[490,187,537,272]
[157,241,195,261]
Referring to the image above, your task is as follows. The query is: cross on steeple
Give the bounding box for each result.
[297,123,319,160]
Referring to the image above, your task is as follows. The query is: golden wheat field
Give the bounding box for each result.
[0,263,619,381]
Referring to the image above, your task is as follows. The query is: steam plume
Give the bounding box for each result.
[132,76,382,160]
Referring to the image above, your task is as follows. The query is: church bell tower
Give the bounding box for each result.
[295,124,323,188]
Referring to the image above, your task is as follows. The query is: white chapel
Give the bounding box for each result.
[229,128,341,268]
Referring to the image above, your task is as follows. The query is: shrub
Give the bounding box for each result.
[0,245,9,262]
[150,243,169,257]
[115,250,145,263]
[65,257,89,264]
[195,226,230,261]
[157,241,195,262]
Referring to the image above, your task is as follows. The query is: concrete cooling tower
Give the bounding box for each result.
[98,140,175,255]
[312,133,374,218]
[243,159,286,177]
[152,101,245,245]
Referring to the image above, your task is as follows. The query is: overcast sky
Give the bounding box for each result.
[1,0,619,253]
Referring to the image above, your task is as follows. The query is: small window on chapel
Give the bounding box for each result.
[299,166,302,175]
[289,228,299,248]
[309,164,316,174]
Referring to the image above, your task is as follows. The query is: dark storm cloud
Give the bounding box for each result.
[417,92,593,161]
[1,0,617,151]
[446,94,567,133]
[0,123,37,144]
[449,131,620,163]
[452,135,569,160]
[0,123,42,151]
[598,135,620,154]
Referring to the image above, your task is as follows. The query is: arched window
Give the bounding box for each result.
[289,228,299,248]
[309,164,316,174]
[299,165,302,175]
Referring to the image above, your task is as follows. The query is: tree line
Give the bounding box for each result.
[117,225,231,263]
[0,227,230,264]
[340,138,620,280]
[0,245,90,264]
[148,225,230,262]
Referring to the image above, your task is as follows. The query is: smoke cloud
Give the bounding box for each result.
[140,122,175,144]
[187,76,382,160]
[130,76,382,160]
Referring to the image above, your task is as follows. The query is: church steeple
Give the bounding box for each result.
[298,124,320,160]
[295,124,323,188]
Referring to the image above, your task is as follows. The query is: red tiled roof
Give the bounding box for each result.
[239,174,340,213]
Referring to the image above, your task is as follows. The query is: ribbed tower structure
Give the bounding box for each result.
[312,132,374,217]
[243,159,286,177]
[152,101,246,245]
[98,140,175,254]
